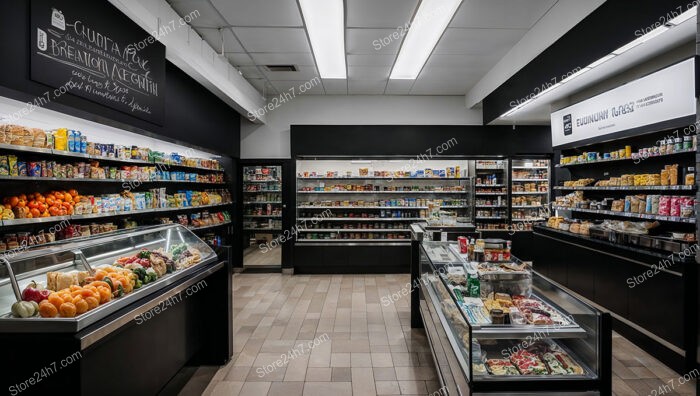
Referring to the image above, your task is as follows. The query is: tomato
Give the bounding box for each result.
[16,199,26,208]
[9,196,19,207]
[37,203,47,212]
[48,206,60,216]
[28,200,39,210]
[54,192,64,200]
[18,194,26,201]
[68,189,78,197]
[30,208,40,218]
[35,195,45,204]
[45,197,55,206]
[63,194,73,203]
[41,210,49,217]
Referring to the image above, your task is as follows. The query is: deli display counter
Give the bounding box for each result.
[0,224,232,395]
[413,238,612,395]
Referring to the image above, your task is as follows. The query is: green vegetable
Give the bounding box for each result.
[114,284,124,298]
[138,250,151,259]
[148,273,158,283]
[132,267,147,281]
[134,279,143,289]
[103,276,114,290]
[11,301,38,318]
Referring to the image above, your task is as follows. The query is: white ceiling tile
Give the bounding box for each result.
[198,27,245,53]
[422,54,502,70]
[433,28,527,55]
[348,66,391,80]
[409,77,478,95]
[347,0,419,28]
[226,52,255,66]
[233,27,311,52]
[250,52,316,66]
[349,80,387,95]
[247,78,273,95]
[347,29,403,55]
[262,65,320,81]
[451,0,557,29]
[239,66,264,78]
[211,0,303,27]
[167,0,227,28]
[347,54,397,67]
[385,79,414,95]
[270,80,325,95]
[323,79,348,95]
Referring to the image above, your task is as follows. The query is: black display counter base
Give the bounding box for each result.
[531,226,696,374]
[294,244,410,274]
[1,261,232,396]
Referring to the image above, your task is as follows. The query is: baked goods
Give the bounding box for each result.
[486,359,519,375]
[510,349,549,375]
[47,271,90,291]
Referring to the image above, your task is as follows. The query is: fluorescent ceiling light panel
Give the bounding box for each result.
[298,0,346,79]
[668,6,697,25]
[390,0,464,79]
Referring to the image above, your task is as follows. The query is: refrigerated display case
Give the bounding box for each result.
[475,160,509,232]
[0,224,232,394]
[510,158,551,232]
[242,165,283,267]
[415,240,611,395]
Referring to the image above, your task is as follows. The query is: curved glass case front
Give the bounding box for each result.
[419,241,605,390]
[0,224,216,332]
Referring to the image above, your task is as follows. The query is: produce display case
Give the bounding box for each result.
[416,240,611,394]
[0,224,232,394]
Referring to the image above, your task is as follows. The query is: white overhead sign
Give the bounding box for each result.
[551,58,696,148]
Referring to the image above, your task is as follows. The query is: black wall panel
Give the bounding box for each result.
[0,0,239,157]
[483,0,693,124]
[291,125,552,157]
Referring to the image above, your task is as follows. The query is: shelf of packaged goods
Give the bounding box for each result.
[512,179,548,182]
[243,201,282,204]
[243,215,282,218]
[297,190,466,194]
[475,205,507,208]
[297,217,425,221]
[475,217,508,220]
[244,190,282,193]
[0,175,224,185]
[512,218,546,222]
[300,229,410,233]
[296,238,410,242]
[297,177,470,180]
[512,205,545,209]
[0,203,233,226]
[475,192,507,196]
[0,144,224,171]
[188,221,232,231]
[512,192,548,195]
[243,228,282,232]
[553,185,696,191]
[552,206,696,224]
[555,148,696,168]
[475,184,505,188]
[475,168,505,171]
[512,166,549,170]
[297,206,468,210]
[243,179,280,183]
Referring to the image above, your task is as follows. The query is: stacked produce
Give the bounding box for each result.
[2,189,79,220]
[9,243,203,319]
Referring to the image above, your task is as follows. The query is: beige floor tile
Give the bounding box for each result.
[351,352,373,367]
[238,381,271,396]
[210,381,244,396]
[398,380,427,394]
[332,367,353,382]
[391,352,420,367]
[352,367,377,396]
[395,366,437,381]
[305,367,332,382]
[284,354,310,381]
[225,366,251,382]
[331,352,351,367]
[268,381,304,396]
[302,382,352,396]
[373,367,398,381]
[375,380,401,395]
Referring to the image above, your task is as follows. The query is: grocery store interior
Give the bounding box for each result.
[0,0,699,395]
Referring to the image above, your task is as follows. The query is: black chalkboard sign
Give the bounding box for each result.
[30,0,165,125]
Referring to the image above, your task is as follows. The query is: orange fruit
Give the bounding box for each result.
[30,208,40,218]
[85,296,99,310]
[68,189,78,197]
[59,302,77,318]
[48,206,60,216]
[63,194,73,203]
[36,195,45,203]
[39,301,58,318]
[9,196,19,207]
[16,199,26,208]
[48,294,64,310]
[54,192,64,200]
[18,194,26,201]
[75,299,89,315]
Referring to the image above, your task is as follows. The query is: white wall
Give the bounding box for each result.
[240,95,483,159]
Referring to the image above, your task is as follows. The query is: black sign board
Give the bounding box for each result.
[30,0,165,124]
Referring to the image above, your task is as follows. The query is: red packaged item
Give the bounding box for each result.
[658,196,671,216]
[458,236,468,253]
[670,196,681,217]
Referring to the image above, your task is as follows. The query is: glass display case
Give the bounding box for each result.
[417,240,611,394]
[296,159,473,244]
[511,158,551,232]
[475,159,510,232]
[0,224,217,332]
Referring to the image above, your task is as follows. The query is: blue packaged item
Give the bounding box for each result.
[438,169,446,178]
[80,136,87,153]
[68,130,76,152]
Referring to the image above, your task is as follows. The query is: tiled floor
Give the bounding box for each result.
[199,274,696,396]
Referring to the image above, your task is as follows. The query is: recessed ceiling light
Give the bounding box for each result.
[298,0,346,79]
[390,0,464,80]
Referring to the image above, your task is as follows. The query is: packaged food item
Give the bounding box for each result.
[669,164,678,186]
[658,196,671,216]
[8,155,18,176]
[0,156,8,176]
[28,162,40,177]
[651,195,660,215]
[53,128,68,151]
[670,196,681,217]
